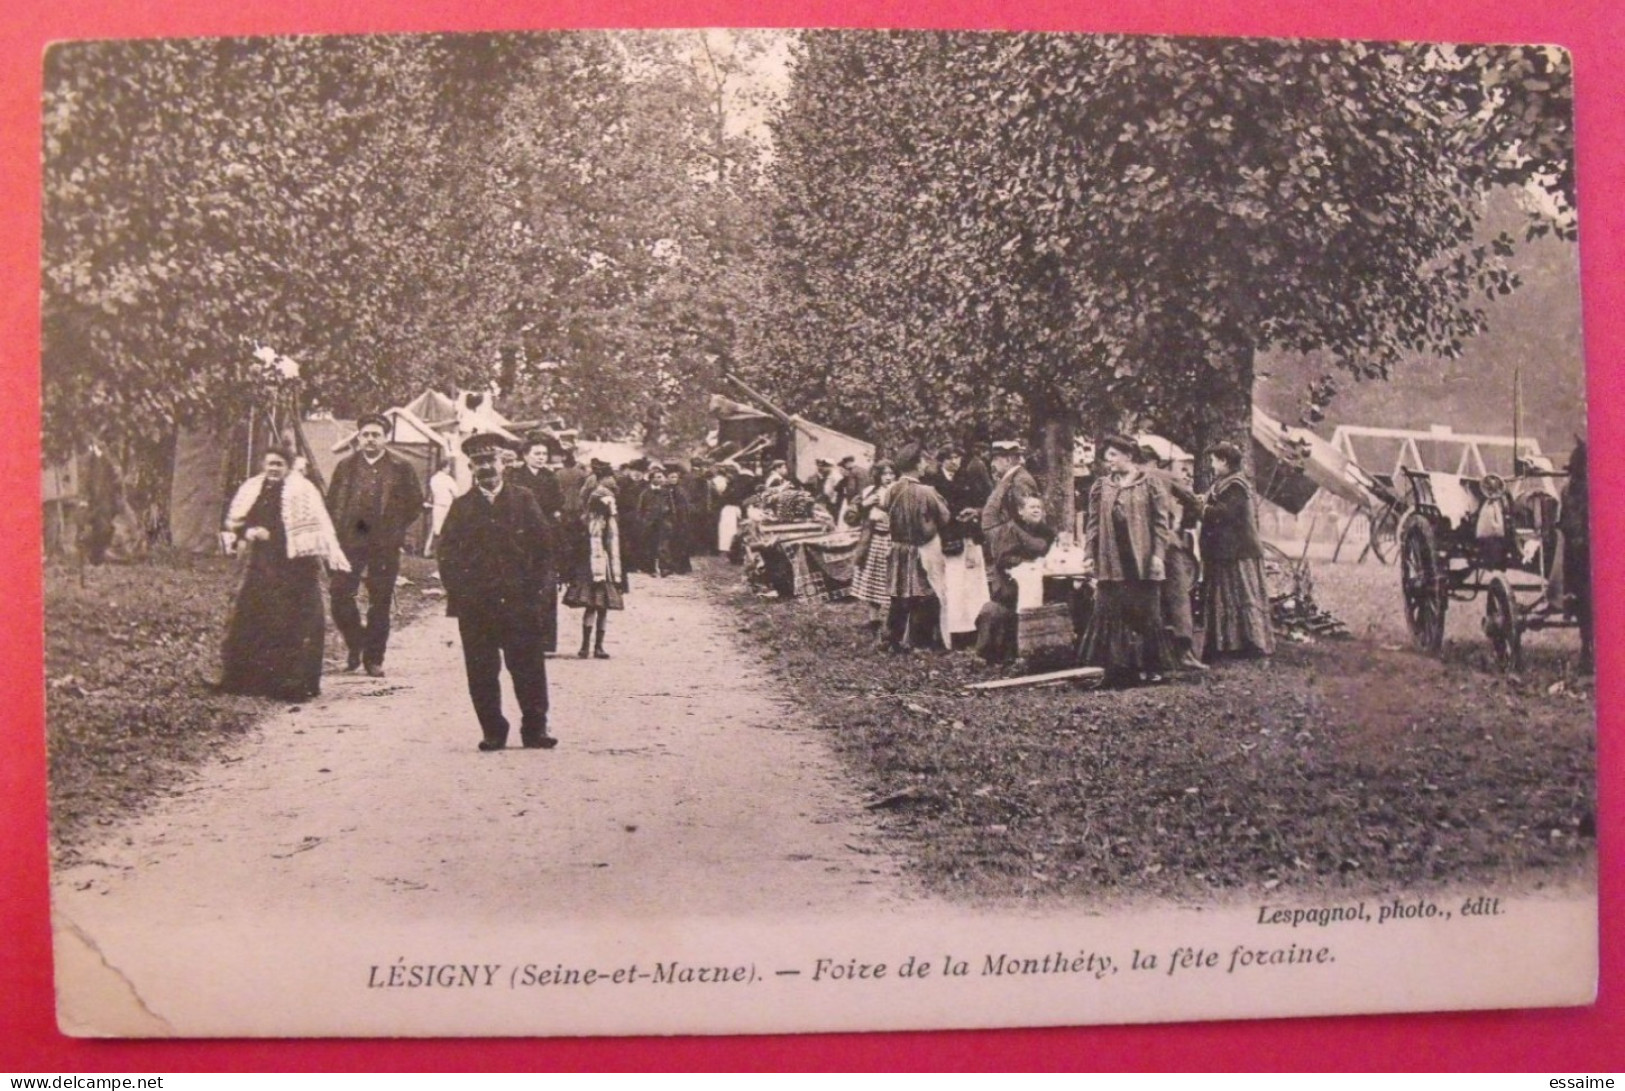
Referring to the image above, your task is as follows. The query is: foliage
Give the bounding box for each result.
[741,32,1575,470]
[42,31,776,470]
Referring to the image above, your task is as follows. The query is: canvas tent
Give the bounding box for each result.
[712,381,876,481]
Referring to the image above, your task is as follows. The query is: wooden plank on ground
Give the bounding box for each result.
[964,666,1105,692]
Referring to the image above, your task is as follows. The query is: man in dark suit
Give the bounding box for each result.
[505,433,563,654]
[979,439,1040,548]
[437,431,556,752]
[325,412,426,677]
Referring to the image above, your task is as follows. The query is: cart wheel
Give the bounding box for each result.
[1483,577,1522,672]
[1400,516,1447,653]
[1368,502,1402,565]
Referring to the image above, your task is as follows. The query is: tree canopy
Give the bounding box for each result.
[739,31,1574,509]
[41,30,773,464]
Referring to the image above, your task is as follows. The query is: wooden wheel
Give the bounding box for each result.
[1400,516,1447,653]
[1368,501,1402,565]
[1483,577,1522,672]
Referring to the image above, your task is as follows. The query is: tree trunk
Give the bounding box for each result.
[1191,343,1255,490]
[498,344,519,398]
[1038,412,1076,542]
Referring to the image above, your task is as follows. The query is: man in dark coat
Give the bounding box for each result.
[506,433,564,654]
[325,412,426,676]
[437,432,556,752]
[980,440,1040,548]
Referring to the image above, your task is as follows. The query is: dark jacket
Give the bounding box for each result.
[436,484,553,620]
[886,477,952,547]
[325,450,425,552]
[506,464,564,520]
[981,465,1040,539]
[1199,474,1265,563]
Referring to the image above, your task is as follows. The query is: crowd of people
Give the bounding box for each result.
[213,413,1283,750]
[215,419,757,749]
[754,433,1279,689]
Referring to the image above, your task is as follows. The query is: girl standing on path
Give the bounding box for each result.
[564,473,628,659]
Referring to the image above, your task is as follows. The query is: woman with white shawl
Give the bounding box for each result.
[220,447,351,700]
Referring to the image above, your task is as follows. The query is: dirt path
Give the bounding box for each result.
[51,560,917,1031]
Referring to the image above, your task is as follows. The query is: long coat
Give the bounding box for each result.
[1085,469,1174,582]
[436,485,553,623]
[325,450,425,552]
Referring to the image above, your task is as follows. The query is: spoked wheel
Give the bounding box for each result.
[1400,516,1447,653]
[1368,502,1403,565]
[1483,577,1523,672]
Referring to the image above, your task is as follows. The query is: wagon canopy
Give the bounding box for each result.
[1252,406,1391,516]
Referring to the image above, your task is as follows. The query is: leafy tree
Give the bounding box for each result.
[42,30,778,498]
[743,31,1574,521]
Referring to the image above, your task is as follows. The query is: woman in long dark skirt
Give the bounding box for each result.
[1077,433,1176,686]
[1200,441,1276,661]
[220,447,351,700]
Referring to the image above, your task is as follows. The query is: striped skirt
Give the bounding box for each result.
[852,528,893,607]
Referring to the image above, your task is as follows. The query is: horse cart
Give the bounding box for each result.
[1395,465,1574,669]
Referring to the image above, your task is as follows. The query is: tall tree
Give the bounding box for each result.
[744,31,1573,521]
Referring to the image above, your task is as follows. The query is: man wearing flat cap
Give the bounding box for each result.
[436,431,556,751]
[980,439,1040,547]
[326,411,426,677]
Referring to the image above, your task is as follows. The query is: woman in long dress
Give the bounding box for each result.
[220,447,351,700]
[563,476,627,659]
[849,460,897,628]
[1200,441,1276,661]
[1077,433,1176,686]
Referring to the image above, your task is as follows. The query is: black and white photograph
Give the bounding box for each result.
[40,27,1595,1037]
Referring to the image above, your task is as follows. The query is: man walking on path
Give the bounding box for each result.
[326,412,426,677]
[437,431,556,752]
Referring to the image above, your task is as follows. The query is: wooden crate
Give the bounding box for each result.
[1016,602,1076,656]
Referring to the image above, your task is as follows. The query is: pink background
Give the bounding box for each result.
[2,0,1619,1071]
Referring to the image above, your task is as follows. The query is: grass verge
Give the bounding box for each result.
[696,557,1595,903]
[44,549,441,859]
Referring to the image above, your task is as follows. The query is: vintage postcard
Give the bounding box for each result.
[40,27,1595,1038]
